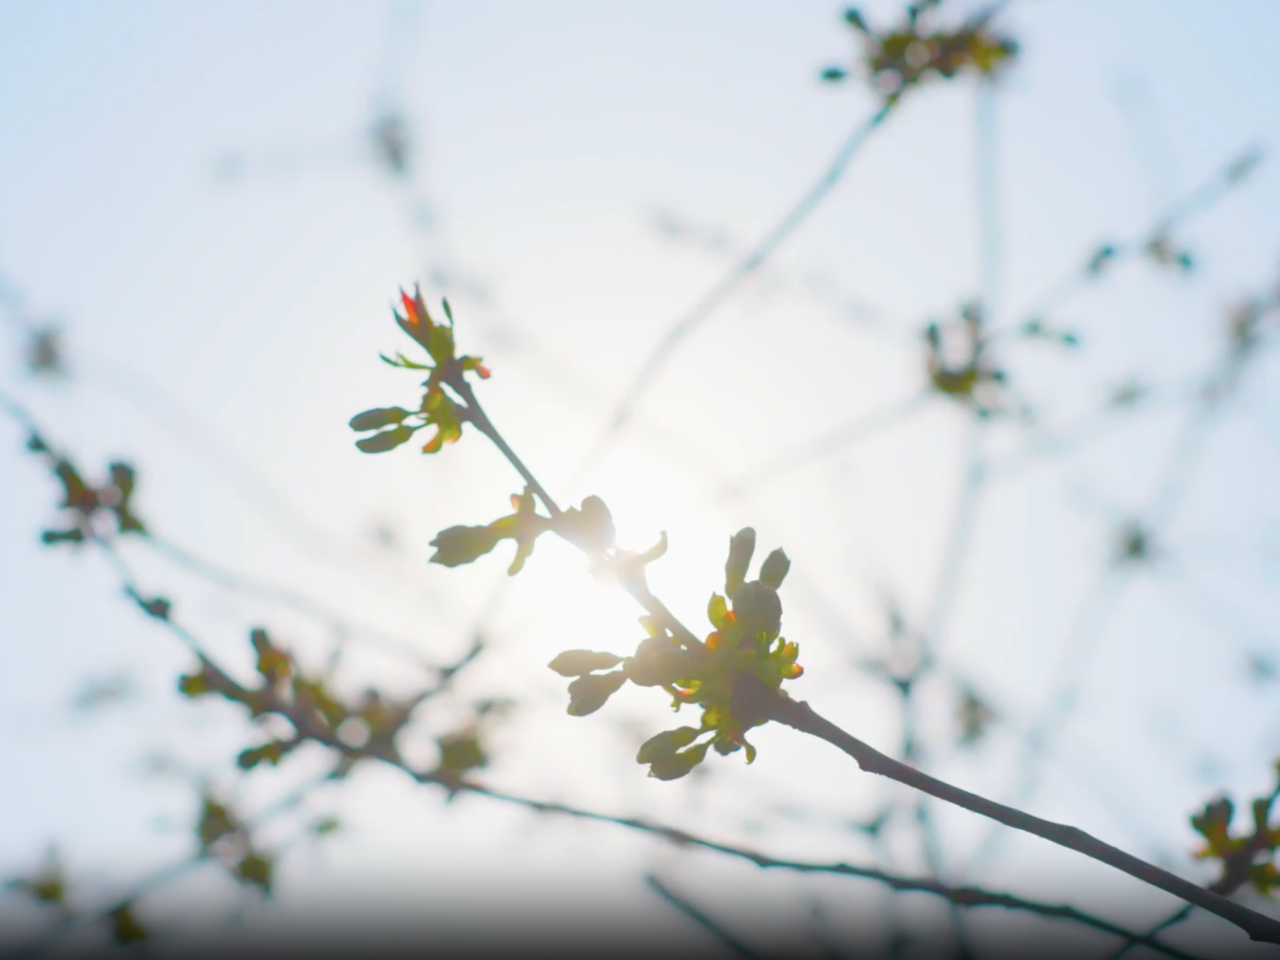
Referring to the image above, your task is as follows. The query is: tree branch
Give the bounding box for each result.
[769,692,1280,945]
[448,371,1280,947]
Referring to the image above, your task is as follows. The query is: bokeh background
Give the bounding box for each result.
[2,0,1280,955]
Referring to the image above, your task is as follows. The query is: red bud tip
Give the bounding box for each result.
[400,290,420,327]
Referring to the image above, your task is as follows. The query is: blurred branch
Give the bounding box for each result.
[646,873,764,960]
[771,693,1280,945]
[700,392,932,504]
[9,765,342,960]
[1003,146,1265,335]
[571,99,898,483]
[144,534,449,670]
[966,388,1228,877]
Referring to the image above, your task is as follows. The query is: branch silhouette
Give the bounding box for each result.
[388,334,1280,946]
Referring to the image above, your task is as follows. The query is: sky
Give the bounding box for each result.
[2,0,1280,955]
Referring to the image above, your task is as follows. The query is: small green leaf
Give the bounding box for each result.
[429,524,502,567]
[566,671,627,716]
[636,726,701,764]
[548,650,625,677]
[708,593,729,629]
[821,67,848,82]
[759,548,790,589]
[355,425,416,453]
[647,742,711,781]
[349,407,411,431]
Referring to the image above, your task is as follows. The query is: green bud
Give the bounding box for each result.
[758,548,790,589]
[725,528,756,595]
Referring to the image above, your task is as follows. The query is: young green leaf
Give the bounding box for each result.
[646,742,711,781]
[566,671,628,716]
[636,726,701,764]
[759,548,790,589]
[548,650,625,677]
[429,524,502,567]
[355,425,416,453]
[349,407,411,431]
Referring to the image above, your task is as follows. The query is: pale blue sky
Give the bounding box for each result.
[2,1,1280,954]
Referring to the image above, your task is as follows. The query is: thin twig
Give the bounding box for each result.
[145,535,445,670]
[8,765,341,960]
[701,392,932,504]
[646,873,764,960]
[966,388,1226,876]
[571,100,898,484]
[1000,146,1264,337]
